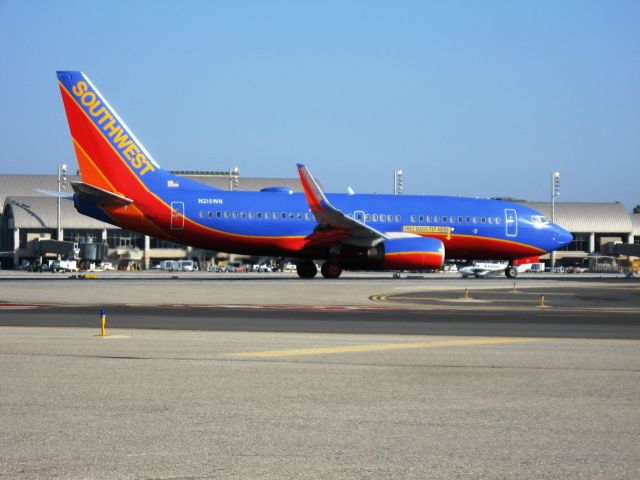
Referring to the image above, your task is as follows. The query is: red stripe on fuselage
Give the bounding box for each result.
[421,233,544,260]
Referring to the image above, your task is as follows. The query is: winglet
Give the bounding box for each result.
[296,163,333,215]
[296,163,388,245]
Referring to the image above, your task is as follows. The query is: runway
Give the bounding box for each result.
[1,302,640,339]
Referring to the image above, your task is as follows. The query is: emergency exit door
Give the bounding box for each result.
[171,201,184,230]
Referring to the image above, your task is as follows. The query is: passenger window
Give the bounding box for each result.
[232,211,238,219]
[372,214,378,222]
[380,214,386,222]
[240,211,246,219]
[458,216,463,223]
[216,211,222,218]
[297,213,303,219]
[289,212,294,219]
[305,212,311,220]
[442,216,448,223]
[495,217,502,224]
[434,216,439,223]
[395,215,401,222]
[224,211,230,218]
[281,212,286,219]
[488,217,493,224]
[207,211,213,218]
[419,215,424,222]
[265,212,271,219]
[481,217,486,224]
[199,211,204,218]
[257,212,262,219]
[411,215,417,222]
[365,214,371,221]
[249,212,254,219]
[426,215,431,223]
[473,216,478,223]
[465,216,471,223]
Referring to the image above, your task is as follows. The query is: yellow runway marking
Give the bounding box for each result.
[226,337,545,358]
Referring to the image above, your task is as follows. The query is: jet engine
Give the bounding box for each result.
[381,237,445,270]
[340,236,445,271]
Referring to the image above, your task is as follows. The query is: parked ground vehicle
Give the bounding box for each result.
[48,260,77,272]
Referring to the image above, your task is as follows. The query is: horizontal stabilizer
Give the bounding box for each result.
[70,181,133,207]
[35,189,74,199]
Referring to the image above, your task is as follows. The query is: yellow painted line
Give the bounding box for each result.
[225,337,545,358]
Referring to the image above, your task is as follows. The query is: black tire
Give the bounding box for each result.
[505,266,518,278]
[296,261,318,279]
[321,261,343,279]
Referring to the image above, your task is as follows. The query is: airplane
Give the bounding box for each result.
[55,71,573,279]
[459,261,509,278]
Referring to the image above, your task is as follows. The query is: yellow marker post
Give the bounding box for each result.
[539,295,545,308]
[513,282,517,293]
[464,288,470,300]
[100,309,106,336]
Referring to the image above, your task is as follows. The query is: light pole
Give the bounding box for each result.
[229,166,239,191]
[394,169,403,195]
[57,163,67,260]
[550,171,560,272]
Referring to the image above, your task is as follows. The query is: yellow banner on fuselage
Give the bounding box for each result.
[403,226,451,234]
[403,225,452,239]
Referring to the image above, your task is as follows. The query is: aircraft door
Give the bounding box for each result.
[354,210,366,223]
[505,208,517,237]
[171,201,185,230]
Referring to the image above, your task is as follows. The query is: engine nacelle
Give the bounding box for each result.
[381,237,445,270]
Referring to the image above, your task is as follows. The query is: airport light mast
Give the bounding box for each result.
[229,166,239,191]
[57,163,67,260]
[394,169,403,195]
[550,171,560,272]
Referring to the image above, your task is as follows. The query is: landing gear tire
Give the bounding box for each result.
[297,261,318,279]
[505,266,518,278]
[321,261,342,279]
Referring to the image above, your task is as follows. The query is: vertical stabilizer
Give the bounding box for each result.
[56,71,166,197]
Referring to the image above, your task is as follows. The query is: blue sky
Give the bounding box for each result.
[1,0,638,208]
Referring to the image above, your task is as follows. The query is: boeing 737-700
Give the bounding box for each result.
[55,71,572,279]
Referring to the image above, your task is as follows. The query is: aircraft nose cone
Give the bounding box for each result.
[555,226,573,248]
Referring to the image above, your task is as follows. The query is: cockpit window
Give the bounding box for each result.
[531,215,550,224]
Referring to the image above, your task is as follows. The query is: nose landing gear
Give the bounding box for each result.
[505,266,518,278]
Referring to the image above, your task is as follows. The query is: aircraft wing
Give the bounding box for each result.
[297,164,388,247]
[473,269,491,277]
[71,182,134,207]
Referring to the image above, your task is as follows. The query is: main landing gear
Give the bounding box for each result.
[504,266,518,278]
[296,260,318,279]
[321,261,342,279]
[296,260,343,279]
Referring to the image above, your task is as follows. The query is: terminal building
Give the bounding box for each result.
[1,172,638,270]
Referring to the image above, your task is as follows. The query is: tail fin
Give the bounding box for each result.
[56,71,166,197]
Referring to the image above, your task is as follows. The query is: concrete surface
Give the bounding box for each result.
[1,327,639,479]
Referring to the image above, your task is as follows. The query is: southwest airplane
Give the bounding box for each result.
[55,71,572,279]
